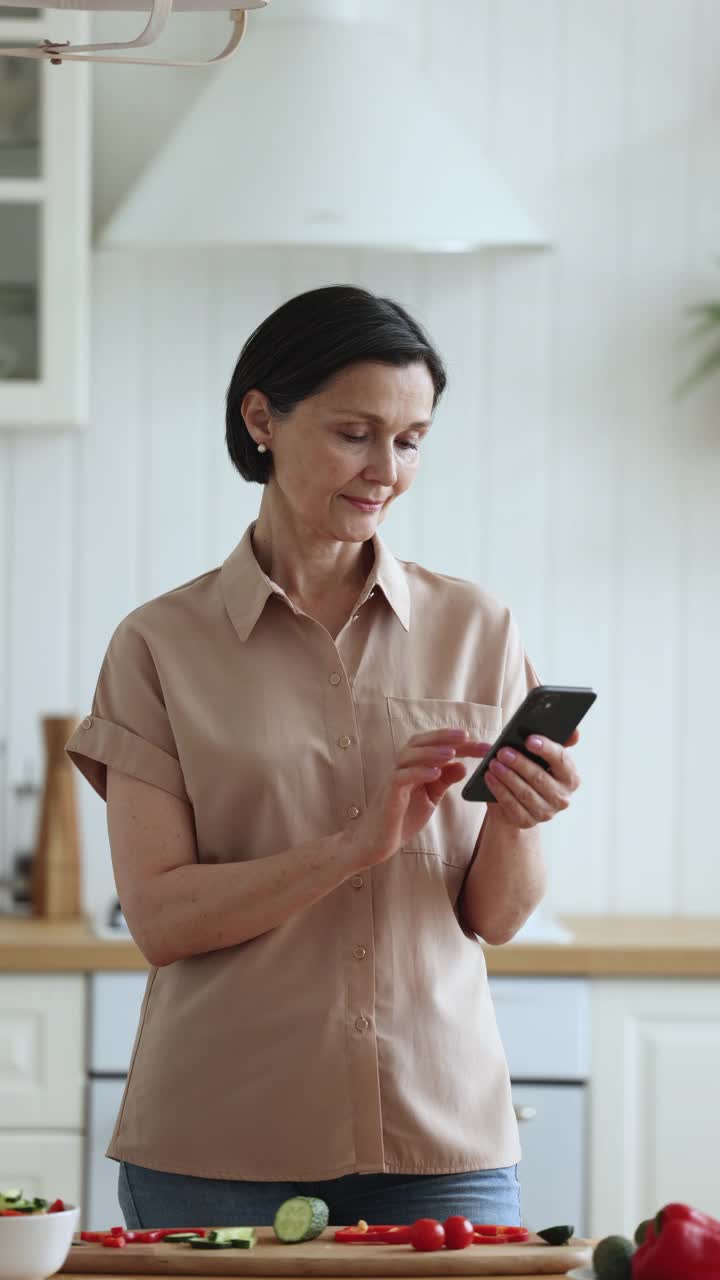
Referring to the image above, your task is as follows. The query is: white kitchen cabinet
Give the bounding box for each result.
[0,974,86,1209]
[591,979,720,1238]
[0,1132,83,1205]
[0,11,90,428]
[0,974,86,1127]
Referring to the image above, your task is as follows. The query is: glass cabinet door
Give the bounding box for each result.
[0,51,40,178]
[0,48,41,385]
[0,13,89,429]
[0,203,40,381]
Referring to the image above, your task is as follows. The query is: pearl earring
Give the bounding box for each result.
[257,443,268,454]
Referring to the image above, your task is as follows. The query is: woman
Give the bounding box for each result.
[66,285,580,1231]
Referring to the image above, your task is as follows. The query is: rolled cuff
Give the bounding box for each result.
[65,714,189,804]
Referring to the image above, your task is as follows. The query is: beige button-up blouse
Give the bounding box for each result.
[66,525,540,1181]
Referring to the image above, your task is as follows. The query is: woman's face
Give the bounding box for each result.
[250,360,435,542]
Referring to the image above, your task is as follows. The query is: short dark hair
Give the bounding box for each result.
[225,284,447,485]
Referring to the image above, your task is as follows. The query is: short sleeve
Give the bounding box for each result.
[65,618,189,804]
[500,611,542,724]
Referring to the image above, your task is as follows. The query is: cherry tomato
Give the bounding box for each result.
[443,1216,475,1250]
[409,1219,446,1252]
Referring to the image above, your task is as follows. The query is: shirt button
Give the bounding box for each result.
[81,716,93,729]
[329,673,342,686]
[355,1016,370,1033]
[350,875,364,889]
[338,736,352,749]
[353,946,367,960]
[347,806,360,820]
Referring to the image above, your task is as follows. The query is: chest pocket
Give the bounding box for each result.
[386,697,502,867]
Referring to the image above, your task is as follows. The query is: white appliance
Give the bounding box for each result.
[87,973,589,1232]
[490,977,590,1234]
[86,973,148,1230]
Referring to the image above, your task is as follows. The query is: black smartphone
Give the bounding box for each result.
[461,684,597,803]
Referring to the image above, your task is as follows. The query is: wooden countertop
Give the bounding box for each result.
[66,1275,572,1280]
[65,1275,573,1280]
[2,914,720,975]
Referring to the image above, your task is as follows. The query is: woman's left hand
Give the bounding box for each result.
[481,728,582,830]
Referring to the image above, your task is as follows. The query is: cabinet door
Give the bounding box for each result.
[0,1131,83,1205]
[591,980,720,1237]
[0,974,86,1127]
[0,11,89,428]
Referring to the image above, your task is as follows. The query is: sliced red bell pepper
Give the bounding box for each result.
[102,1235,127,1249]
[333,1222,528,1247]
[474,1225,529,1244]
[81,1226,208,1245]
[154,1227,208,1239]
[47,1199,65,1214]
[633,1204,720,1279]
[0,1209,23,1216]
[335,1225,412,1244]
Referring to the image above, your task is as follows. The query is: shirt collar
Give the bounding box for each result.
[220,523,411,643]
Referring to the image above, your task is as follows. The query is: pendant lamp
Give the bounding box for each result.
[0,0,266,66]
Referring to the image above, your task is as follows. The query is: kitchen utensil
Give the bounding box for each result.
[31,716,83,920]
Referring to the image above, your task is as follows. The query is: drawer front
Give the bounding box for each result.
[0,975,86,1127]
[90,973,149,1073]
[514,1083,587,1235]
[0,1131,83,1207]
[489,977,591,1080]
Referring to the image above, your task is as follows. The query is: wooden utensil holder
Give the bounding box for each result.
[31,715,84,920]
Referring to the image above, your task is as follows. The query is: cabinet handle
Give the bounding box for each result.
[514,1104,537,1123]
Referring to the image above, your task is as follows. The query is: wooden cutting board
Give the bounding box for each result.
[61,1228,593,1276]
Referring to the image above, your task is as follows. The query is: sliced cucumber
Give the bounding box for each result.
[208,1229,256,1247]
[1,1189,23,1205]
[273,1197,329,1244]
[190,1241,233,1250]
[164,1233,204,1243]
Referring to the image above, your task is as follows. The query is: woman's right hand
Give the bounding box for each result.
[346,729,488,869]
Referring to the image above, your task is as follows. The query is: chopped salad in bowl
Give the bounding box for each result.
[0,1188,79,1280]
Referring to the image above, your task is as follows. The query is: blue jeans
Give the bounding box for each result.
[118,1161,521,1229]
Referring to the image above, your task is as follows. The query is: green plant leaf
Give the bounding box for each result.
[685,302,720,323]
[676,343,720,397]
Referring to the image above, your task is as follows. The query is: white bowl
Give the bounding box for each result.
[0,1206,80,1280]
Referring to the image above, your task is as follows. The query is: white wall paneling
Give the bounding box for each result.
[0,0,718,922]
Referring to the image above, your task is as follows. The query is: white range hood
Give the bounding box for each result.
[100,0,548,253]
